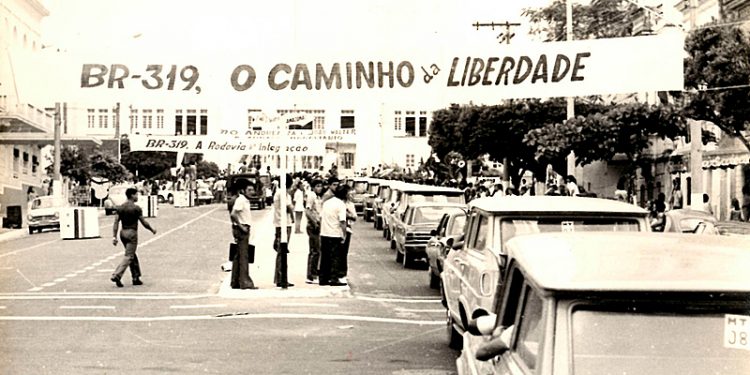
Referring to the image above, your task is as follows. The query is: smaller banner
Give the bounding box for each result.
[61,207,100,240]
[129,134,326,156]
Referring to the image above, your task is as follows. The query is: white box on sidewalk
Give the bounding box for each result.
[60,207,100,239]
[137,195,159,217]
[173,191,194,208]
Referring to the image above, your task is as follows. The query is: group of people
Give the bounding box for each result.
[226,173,357,290]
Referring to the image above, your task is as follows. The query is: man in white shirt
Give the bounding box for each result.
[305,179,324,284]
[273,174,295,288]
[318,184,349,286]
[229,179,257,289]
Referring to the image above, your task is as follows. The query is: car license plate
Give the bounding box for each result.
[724,314,750,350]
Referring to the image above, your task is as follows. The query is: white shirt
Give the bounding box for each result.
[320,197,347,238]
[273,190,294,227]
[232,194,253,226]
[293,189,305,212]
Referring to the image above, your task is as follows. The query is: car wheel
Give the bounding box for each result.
[390,239,396,250]
[395,248,403,264]
[28,227,34,235]
[168,194,174,204]
[375,218,381,230]
[157,196,165,204]
[429,267,440,289]
[447,310,463,350]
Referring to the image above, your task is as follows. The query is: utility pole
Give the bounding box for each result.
[53,103,61,189]
[114,102,121,163]
[687,0,703,210]
[565,0,576,180]
[474,20,521,189]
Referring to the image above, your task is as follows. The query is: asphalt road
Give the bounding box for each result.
[0,203,458,374]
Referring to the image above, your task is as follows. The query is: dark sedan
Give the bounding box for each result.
[425,209,467,290]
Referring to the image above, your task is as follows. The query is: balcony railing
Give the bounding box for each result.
[0,99,54,132]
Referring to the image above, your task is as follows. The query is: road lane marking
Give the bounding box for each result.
[15,269,37,289]
[0,306,6,309]
[59,305,116,310]
[27,287,43,292]
[0,313,445,325]
[355,296,442,303]
[74,270,86,274]
[206,216,232,225]
[394,308,445,313]
[0,293,213,300]
[279,303,340,308]
[169,304,227,309]
[139,206,220,248]
[65,273,77,278]
[41,282,56,287]
[0,239,58,259]
[97,269,112,273]
[53,278,67,283]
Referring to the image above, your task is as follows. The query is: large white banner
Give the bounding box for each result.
[61,34,683,105]
[129,134,327,155]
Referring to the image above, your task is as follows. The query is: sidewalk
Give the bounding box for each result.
[217,208,351,299]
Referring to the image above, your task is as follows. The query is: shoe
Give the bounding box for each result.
[221,261,233,272]
[305,278,318,284]
[318,281,329,286]
[110,276,123,288]
[277,283,295,288]
[338,277,348,284]
[329,281,347,286]
[132,279,143,286]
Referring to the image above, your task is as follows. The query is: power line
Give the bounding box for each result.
[696,83,750,92]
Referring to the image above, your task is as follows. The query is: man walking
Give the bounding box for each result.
[111,188,157,287]
[305,179,324,284]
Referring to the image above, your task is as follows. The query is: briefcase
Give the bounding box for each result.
[229,243,255,264]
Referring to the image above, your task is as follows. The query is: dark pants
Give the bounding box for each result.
[306,225,321,280]
[274,226,292,286]
[112,229,141,280]
[231,225,255,289]
[319,236,341,285]
[332,232,351,279]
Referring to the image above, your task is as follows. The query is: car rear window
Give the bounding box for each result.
[571,306,750,375]
[412,207,462,225]
[498,217,642,246]
[449,214,467,236]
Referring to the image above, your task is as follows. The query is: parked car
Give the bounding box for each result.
[651,208,719,234]
[386,184,465,246]
[442,196,650,350]
[350,177,370,215]
[426,209,468,289]
[103,185,130,215]
[27,195,71,234]
[195,187,214,205]
[374,180,399,231]
[392,202,466,268]
[363,178,383,222]
[457,232,750,375]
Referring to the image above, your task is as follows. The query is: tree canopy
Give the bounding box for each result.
[49,146,130,185]
[522,0,639,41]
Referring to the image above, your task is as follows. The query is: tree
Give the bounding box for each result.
[196,160,220,179]
[48,145,130,185]
[523,0,639,41]
[683,23,750,151]
[120,138,177,179]
[525,103,686,172]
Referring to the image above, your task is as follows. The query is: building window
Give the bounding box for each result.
[32,155,38,175]
[200,114,208,135]
[175,114,183,135]
[156,109,164,129]
[142,109,152,129]
[130,109,138,129]
[419,116,427,137]
[405,117,416,137]
[341,110,355,129]
[13,148,19,173]
[87,109,95,128]
[394,111,402,131]
[98,109,108,128]
[342,153,355,169]
[248,109,261,130]
[22,151,29,175]
[186,115,196,135]
[406,154,415,168]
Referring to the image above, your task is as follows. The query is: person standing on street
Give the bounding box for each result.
[319,184,349,286]
[293,181,306,234]
[273,174,296,288]
[111,188,156,288]
[229,179,258,289]
[332,186,357,285]
[322,176,340,203]
[305,179,324,284]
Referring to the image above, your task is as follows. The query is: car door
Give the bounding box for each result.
[444,210,479,317]
[463,211,500,318]
[492,284,547,375]
[394,207,411,252]
[426,214,449,270]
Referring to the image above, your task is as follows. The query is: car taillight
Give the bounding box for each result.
[54,212,59,219]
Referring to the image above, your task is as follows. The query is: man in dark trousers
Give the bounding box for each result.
[229,179,258,289]
[273,174,296,288]
[111,188,157,287]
